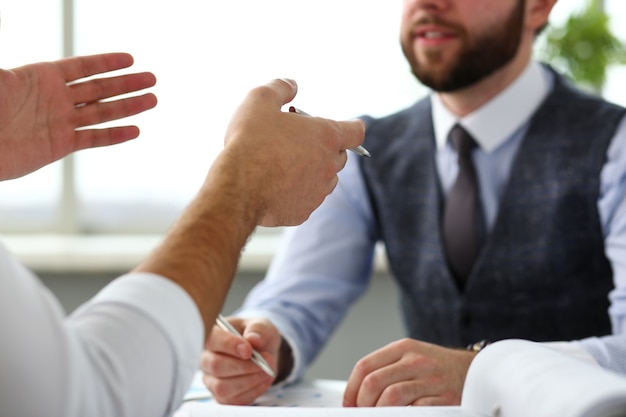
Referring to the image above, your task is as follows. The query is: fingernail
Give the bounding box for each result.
[237,343,248,359]
[280,78,297,89]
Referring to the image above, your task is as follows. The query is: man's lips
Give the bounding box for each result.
[414,25,458,46]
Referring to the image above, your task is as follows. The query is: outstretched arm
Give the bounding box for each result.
[0,52,157,180]
[135,78,366,333]
[1,77,364,417]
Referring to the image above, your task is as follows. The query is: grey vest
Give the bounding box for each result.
[360,71,625,347]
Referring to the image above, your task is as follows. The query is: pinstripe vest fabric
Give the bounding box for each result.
[359,70,625,347]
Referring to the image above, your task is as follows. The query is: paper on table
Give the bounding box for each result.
[180,371,346,407]
[182,403,478,417]
[462,339,626,417]
[176,371,482,417]
[177,340,626,417]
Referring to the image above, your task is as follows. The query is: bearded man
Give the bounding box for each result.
[202,0,626,407]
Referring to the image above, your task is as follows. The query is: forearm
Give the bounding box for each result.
[135,151,260,338]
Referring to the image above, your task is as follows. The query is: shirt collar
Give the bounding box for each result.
[432,61,550,153]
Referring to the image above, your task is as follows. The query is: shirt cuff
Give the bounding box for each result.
[74,272,204,405]
[541,341,600,367]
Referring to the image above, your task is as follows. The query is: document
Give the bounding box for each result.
[175,374,479,416]
[177,340,626,417]
[180,375,347,407]
[180,404,476,417]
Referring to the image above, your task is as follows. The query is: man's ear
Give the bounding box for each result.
[526,0,558,33]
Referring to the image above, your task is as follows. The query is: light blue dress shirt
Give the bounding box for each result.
[238,62,626,380]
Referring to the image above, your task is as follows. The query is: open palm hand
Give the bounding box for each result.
[0,52,157,180]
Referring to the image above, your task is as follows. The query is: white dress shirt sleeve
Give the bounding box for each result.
[236,152,378,381]
[0,242,203,417]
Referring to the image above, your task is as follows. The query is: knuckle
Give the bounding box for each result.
[404,353,428,369]
[210,380,234,401]
[415,397,437,406]
[394,337,415,349]
[322,164,337,183]
[199,351,211,371]
[381,384,406,405]
[361,372,382,393]
[201,352,224,376]
[353,357,371,375]
[247,84,274,103]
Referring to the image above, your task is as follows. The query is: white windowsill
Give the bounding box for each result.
[1,233,389,275]
[1,233,280,274]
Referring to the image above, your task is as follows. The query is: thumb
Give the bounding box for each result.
[255,78,299,110]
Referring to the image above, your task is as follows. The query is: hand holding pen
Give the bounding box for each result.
[186,316,277,403]
[288,106,371,158]
[216,314,276,378]
[202,316,285,404]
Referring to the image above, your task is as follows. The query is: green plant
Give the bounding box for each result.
[537,0,626,92]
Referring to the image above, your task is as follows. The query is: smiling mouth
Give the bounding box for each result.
[414,25,459,46]
[422,31,446,39]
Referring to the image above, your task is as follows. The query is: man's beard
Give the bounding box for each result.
[403,1,525,92]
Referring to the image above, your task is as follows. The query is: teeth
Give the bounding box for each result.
[424,31,444,39]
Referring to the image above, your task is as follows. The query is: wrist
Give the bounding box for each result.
[274,337,295,384]
[208,146,266,228]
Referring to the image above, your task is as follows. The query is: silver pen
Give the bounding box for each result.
[288,106,371,158]
[216,314,276,378]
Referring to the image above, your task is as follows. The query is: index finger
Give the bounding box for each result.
[58,52,136,83]
[332,118,366,152]
[289,108,367,153]
[343,363,367,407]
[343,346,397,407]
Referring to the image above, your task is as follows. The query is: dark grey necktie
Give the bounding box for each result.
[443,124,484,287]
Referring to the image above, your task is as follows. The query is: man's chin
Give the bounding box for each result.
[413,69,451,92]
